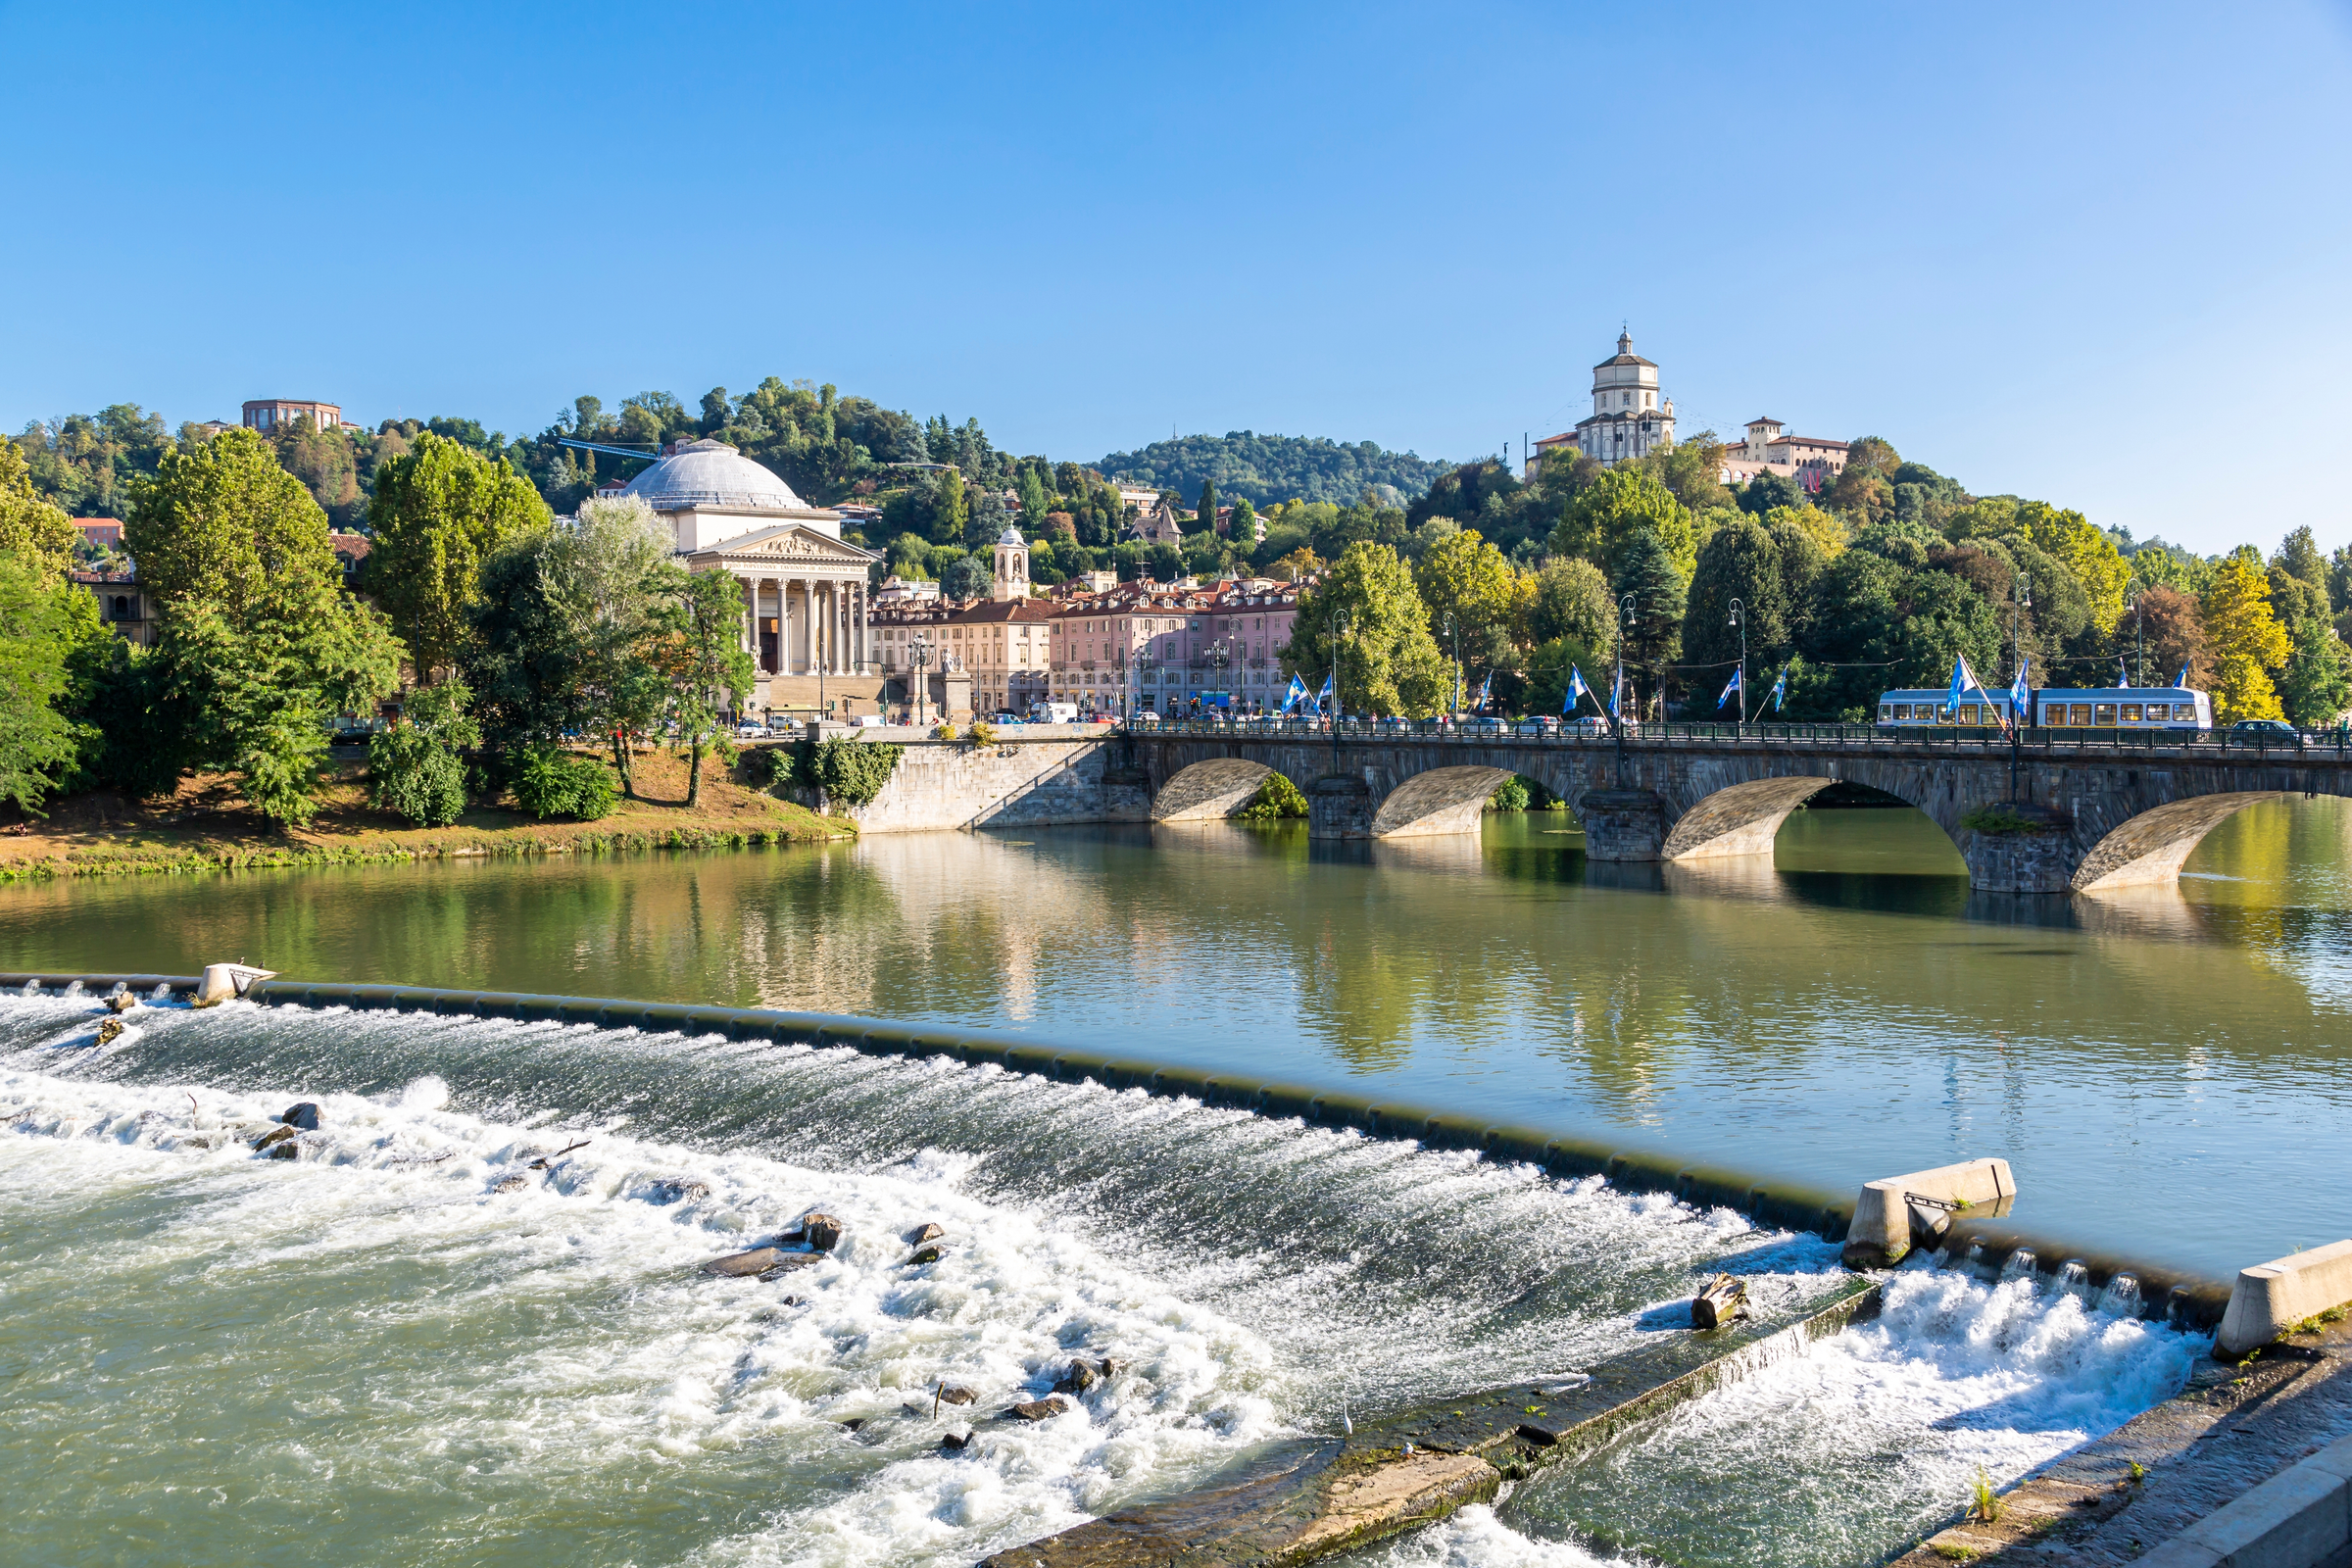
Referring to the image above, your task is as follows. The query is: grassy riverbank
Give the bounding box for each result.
[0,752,855,881]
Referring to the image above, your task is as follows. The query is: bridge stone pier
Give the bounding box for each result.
[1130,732,2352,895]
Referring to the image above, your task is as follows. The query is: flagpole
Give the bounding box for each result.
[1729,598,1746,735]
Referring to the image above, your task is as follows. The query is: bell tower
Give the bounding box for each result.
[992,525,1029,602]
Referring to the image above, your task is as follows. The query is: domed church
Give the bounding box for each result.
[619,439,879,710]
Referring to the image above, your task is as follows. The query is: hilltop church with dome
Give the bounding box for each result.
[613,438,879,708]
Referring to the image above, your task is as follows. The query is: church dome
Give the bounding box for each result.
[618,439,808,513]
[998,524,1025,547]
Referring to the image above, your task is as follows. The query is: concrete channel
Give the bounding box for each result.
[12,970,2351,1566]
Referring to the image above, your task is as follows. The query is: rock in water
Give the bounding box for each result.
[935,1385,978,1407]
[701,1247,784,1277]
[757,1255,821,1280]
[1692,1273,1748,1330]
[489,1174,529,1194]
[94,1018,124,1046]
[908,1245,946,1266]
[1053,1360,1102,1396]
[266,1142,299,1161]
[279,1102,321,1131]
[1006,1396,1073,1422]
[802,1213,845,1251]
[940,1429,972,1451]
[905,1222,946,1245]
[105,993,137,1014]
[646,1177,710,1204]
[252,1124,299,1152]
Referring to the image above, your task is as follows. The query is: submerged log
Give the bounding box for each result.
[1692,1273,1748,1330]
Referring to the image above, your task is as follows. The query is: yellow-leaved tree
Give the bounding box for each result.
[2199,553,2290,722]
[2018,501,2130,635]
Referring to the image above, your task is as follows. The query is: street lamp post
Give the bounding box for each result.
[911,635,932,729]
[1328,608,1350,769]
[2127,593,2146,688]
[1443,612,1462,721]
[2008,575,2032,804]
[1729,597,1746,733]
[1134,647,1152,721]
[1615,592,1638,787]
[1206,637,1231,716]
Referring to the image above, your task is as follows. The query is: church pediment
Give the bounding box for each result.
[695,525,878,564]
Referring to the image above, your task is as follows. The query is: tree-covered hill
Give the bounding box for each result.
[1097,430,1451,508]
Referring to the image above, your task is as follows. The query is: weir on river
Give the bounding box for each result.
[4,802,2349,1564]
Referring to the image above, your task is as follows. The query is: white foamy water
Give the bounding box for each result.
[0,1051,1289,1565]
[0,993,2207,1567]
[1490,1261,2203,1568]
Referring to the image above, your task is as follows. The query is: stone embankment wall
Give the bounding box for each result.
[838,736,1148,834]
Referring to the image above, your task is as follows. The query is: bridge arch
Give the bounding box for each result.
[1367,765,1518,838]
[1660,777,1836,860]
[2071,791,2292,892]
[1152,758,1284,822]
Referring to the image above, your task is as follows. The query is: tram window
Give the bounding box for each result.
[1959,704,1980,724]
[1878,705,1892,720]
[2043,706,2064,725]
[1888,704,1908,719]
[2094,704,2117,725]
[2069,705,2092,725]
[2120,704,2142,722]
[2175,704,2197,721]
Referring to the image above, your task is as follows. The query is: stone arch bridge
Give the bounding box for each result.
[1131,731,2352,895]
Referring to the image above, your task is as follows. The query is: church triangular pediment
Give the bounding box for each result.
[701,525,877,563]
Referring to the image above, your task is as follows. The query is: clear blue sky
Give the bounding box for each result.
[4,2,2348,553]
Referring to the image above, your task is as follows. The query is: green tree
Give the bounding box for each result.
[1684,517,1789,677]
[2274,526,2328,594]
[1197,476,1218,537]
[369,432,552,680]
[0,554,99,812]
[1017,465,1052,526]
[0,439,79,574]
[2278,616,2351,727]
[2200,554,2291,723]
[466,496,674,797]
[660,567,760,808]
[368,679,479,827]
[2017,500,2129,635]
[126,428,405,819]
[1284,542,1447,717]
[1524,556,1618,650]
[933,466,967,545]
[1612,531,1688,712]
[1413,527,1519,673]
[1549,466,1696,581]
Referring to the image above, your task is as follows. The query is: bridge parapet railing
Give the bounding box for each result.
[1128,716,2352,759]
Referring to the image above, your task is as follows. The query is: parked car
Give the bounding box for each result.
[991,710,1026,726]
[1128,710,1160,727]
[850,713,888,728]
[1461,715,1506,735]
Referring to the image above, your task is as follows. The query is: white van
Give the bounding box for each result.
[1030,702,1079,724]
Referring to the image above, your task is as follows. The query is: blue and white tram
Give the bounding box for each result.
[1876,686,2211,730]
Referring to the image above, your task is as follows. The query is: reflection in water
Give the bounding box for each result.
[0,799,2348,1276]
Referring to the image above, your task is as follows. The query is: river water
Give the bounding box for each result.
[2,801,2344,1565]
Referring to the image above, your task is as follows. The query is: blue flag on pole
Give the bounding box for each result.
[1716,665,1742,710]
[1947,655,1973,711]
[1768,663,1790,712]
[2117,657,2131,689]
[1317,672,1335,714]
[1609,666,1623,718]
[2010,660,2031,721]
[2175,662,2189,688]
[1281,675,1308,713]
[1474,670,1492,712]
[1565,665,1591,715]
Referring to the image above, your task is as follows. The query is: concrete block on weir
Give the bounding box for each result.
[2218,1239,2352,1357]
[1840,1157,2015,1269]
[2135,1428,2352,1568]
[194,961,274,1006]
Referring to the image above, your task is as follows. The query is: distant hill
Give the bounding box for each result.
[1098,430,1450,508]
